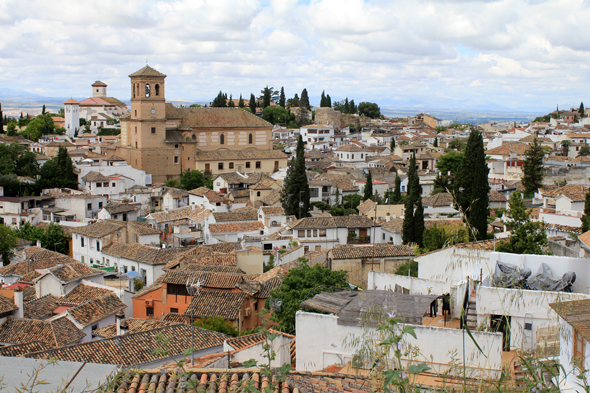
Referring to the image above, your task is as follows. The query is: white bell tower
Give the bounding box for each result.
[64,98,80,137]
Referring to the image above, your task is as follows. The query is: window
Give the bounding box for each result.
[220,134,225,145]
[112,183,116,187]
[97,183,102,188]
[81,237,85,247]
[98,202,103,209]
[192,134,196,140]
[218,162,224,170]
[246,162,251,168]
[136,142,138,149]
[140,269,146,278]
[307,230,312,237]
[91,324,99,338]
[131,266,136,271]
[170,308,179,314]
[90,258,93,264]
[155,84,160,96]
[249,133,253,144]
[383,233,386,240]
[313,229,317,237]
[146,307,154,317]
[122,265,128,273]
[145,83,150,97]
[106,259,110,266]
[174,156,179,163]
[256,191,260,197]
[298,230,305,237]
[229,162,234,169]
[135,126,137,134]
[87,203,92,211]
[81,256,84,263]
[135,110,137,117]
[319,229,326,237]
[175,144,179,148]
[310,188,319,198]
[256,161,261,169]
[96,241,100,252]
[264,244,273,250]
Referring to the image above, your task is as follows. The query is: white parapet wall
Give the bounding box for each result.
[367,271,450,295]
[476,285,590,352]
[295,311,503,379]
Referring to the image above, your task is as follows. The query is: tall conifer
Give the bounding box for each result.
[281,135,310,218]
[238,94,245,108]
[279,87,286,108]
[414,197,425,247]
[249,94,256,114]
[364,171,373,201]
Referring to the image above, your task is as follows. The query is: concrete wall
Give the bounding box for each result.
[331,256,407,288]
[225,335,293,368]
[295,311,503,379]
[476,285,590,352]
[236,249,263,275]
[368,271,450,295]
[539,212,582,227]
[416,247,492,285]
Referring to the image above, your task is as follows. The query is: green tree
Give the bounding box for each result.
[262,106,289,125]
[432,151,464,195]
[390,137,395,151]
[269,263,348,333]
[395,260,418,277]
[38,146,78,189]
[238,94,245,108]
[249,93,256,114]
[363,171,373,201]
[0,224,18,265]
[300,89,310,110]
[281,135,310,218]
[447,139,465,151]
[193,316,239,337]
[227,94,234,107]
[457,130,490,241]
[413,197,425,247]
[358,102,380,118]
[18,222,69,254]
[422,224,469,252]
[578,146,590,157]
[42,104,46,115]
[349,99,356,114]
[580,102,585,119]
[344,98,350,113]
[320,91,327,107]
[264,254,276,273]
[393,174,402,203]
[24,114,55,141]
[278,87,286,108]
[496,192,549,255]
[522,137,545,194]
[180,169,212,190]
[326,94,331,107]
[407,153,420,205]
[402,199,415,245]
[165,179,181,188]
[287,93,300,108]
[434,137,438,147]
[262,86,272,109]
[582,190,590,233]
[211,91,227,107]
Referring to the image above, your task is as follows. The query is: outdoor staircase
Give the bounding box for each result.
[465,290,477,330]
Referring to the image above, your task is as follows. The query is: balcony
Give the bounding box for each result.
[347,235,370,244]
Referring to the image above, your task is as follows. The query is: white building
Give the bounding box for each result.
[53,194,109,221]
[64,98,80,138]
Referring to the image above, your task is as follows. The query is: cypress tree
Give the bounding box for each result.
[349,100,356,114]
[402,199,414,244]
[281,135,310,218]
[344,98,349,114]
[327,94,331,108]
[42,104,46,115]
[300,89,310,110]
[457,130,490,240]
[364,171,373,201]
[292,94,300,107]
[390,137,396,151]
[580,102,585,119]
[434,137,438,147]
[279,87,286,108]
[228,94,235,107]
[263,86,271,109]
[238,94,245,108]
[407,152,420,206]
[393,174,401,203]
[582,190,590,233]
[522,137,545,194]
[414,197,425,247]
[249,94,256,114]
[320,91,327,107]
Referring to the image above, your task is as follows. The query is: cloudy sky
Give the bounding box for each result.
[1,0,589,112]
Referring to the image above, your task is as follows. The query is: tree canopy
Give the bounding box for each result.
[363,171,373,201]
[37,146,78,190]
[281,135,310,218]
[522,137,545,194]
[269,262,349,333]
[0,225,18,265]
[180,169,212,190]
[496,192,549,255]
[18,222,69,255]
[432,151,463,195]
[211,91,228,107]
[357,102,381,118]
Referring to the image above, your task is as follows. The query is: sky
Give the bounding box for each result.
[1,0,590,112]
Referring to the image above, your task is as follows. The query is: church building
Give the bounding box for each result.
[113,65,288,183]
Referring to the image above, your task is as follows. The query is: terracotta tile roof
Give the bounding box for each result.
[23,294,59,320]
[37,263,105,284]
[162,271,244,289]
[486,142,530,156]
[0,341,52,357]
[101,369,373,392]
[183,289,249,320]
[330,244,413,259]
[357,199,376,215]
[70,220,126,238]
[230,189,250,199]
[101,96,126,107]
[0,317,85,347]
[22,286,36,302]
[148,205,210,224]
[225,332,266,350]
[0,248,77,277]
[422,193,454,207]
[131,277,164,299]
[188,186,212,196]
[27,324,226,367]
[164,249,238,270]
[94,318,181,339]
[18,271,42,283]
[543,184,588,199]
[0,295,18,315]
[250,178,278,190]
[260,189,281,205]
[180,264,245,274]
[216,172,274,186]
[104,201,139,214]
[291,215,374,229]
[260,206,285,216]
[66,294,127,327]
[213,211,258,222]
[489,191,508,202]
[81,171,110,182]
[165,187,189,199]
[161,313,189,324]
[57,284,115,306]
[336,144,365,152]
[209,221,264,233]
[129,65,167,77]
[550,299,590,342]
[102,242,187,266]
[128,221,161,236]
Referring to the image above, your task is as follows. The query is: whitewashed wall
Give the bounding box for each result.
[367,271,450,295]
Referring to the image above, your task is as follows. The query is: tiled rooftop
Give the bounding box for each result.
[66,294,127,327]
[94,317,180,339]
[212,211,258,222]
[0,295,18,315]
[0,317,85,348]
[209,221,264,233]
[102,242,187,266]
[70,220,126,238]
[330,244,413,259]
[57,284,115,306]
[183,289,249,320]
[37,263,105,284]
[23,294,59,320]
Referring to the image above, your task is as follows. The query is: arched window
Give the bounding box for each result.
[155,84,160,96]
[132,84,135,98]
[145,84,150,97]
[249,133,253,144]
[174,144,178,148]
[220,134,224,145]
[136,83,139,98]
[192,134,196,140]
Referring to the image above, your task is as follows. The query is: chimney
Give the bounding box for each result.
[14,290,24,319]
[116,311,125,336]
[36,240,42,247]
